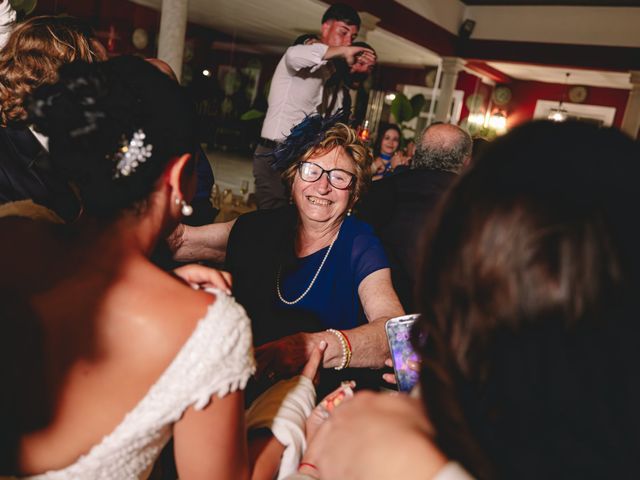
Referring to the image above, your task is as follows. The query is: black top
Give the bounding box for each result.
[226,206,298,346]
[357,168,457,310]
[0,127,81,222]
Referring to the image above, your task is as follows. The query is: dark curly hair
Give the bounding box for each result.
[414,121,640,479]
[0,15,105,126]
[27,56,197,218]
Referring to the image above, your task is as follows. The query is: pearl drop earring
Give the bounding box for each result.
[181,200,193,217]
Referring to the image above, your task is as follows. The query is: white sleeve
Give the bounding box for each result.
[0,0,17,49]
[184,290,256,409]
[146,289,255,419]
[284,43,329,73]
[246,376,317,480]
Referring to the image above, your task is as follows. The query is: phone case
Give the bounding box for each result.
[385,314,421,393]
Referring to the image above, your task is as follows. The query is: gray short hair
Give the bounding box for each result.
[412,123,472,173]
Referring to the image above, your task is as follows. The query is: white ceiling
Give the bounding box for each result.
[132,0,441,66]
[468,5,640,48]
[396,0,640,48]
[488,61,633,90]
[131,0,633,89]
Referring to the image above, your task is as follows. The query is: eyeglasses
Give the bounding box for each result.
[297,161,356,190]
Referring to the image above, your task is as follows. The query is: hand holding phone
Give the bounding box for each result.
[385,314,422,393]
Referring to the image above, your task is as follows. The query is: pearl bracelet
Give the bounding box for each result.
[327,328,352,370]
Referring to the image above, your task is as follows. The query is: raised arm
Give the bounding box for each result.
[284,44,375,72]
[323,45,376,67]
[168,219,236,263]
[283,43,329,71]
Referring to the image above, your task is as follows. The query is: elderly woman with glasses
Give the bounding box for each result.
[171,114,404,395]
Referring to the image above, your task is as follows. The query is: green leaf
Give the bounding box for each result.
[390,93,413,123]
[240,109,265,121]
[10,0,37,15]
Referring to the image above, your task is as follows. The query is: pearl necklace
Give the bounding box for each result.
[276,231,339,305]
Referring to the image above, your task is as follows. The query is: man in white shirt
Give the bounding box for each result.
[253,3,375,209]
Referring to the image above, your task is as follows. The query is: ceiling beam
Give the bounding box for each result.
[459,40,640,72]
[465,60,512,83]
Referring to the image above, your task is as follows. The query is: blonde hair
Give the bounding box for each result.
[0,16,103,126]
[283,123,372,205]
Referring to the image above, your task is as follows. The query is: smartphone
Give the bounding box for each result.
[385,314,421,393]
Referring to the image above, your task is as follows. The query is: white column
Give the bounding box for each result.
[621,71,640,139]
[357,12,380,42]
[157,0,189,82]
[434,57,465,123]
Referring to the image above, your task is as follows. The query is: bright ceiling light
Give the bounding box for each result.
[548,72,570,122]
[488,111,507,133]
[468,112,485,126]
[548,108,568,122]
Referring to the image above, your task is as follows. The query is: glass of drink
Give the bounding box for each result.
[210,184,220,208]
[240,180,250,204]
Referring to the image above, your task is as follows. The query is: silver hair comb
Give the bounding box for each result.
[113,129,153,178]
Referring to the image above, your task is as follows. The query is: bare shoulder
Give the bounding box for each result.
[102,265,220,373]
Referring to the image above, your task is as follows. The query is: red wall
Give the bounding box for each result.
[35,0,161,56]
[455,71,494,121]
[506,80,629,129]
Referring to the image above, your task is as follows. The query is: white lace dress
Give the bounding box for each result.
[10,290,255,480]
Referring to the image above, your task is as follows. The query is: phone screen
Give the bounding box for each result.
[385,314,421,393]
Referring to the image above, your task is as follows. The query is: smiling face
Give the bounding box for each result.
[291,146,356,226]
[380,128,400,155]
[321,20,358,47]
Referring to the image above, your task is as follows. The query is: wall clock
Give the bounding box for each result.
[132,28,148,50]
[568,85,588,104]
[492,86,512,106]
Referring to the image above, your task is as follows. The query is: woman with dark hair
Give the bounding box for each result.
[371,123,408,180]
[299,121,640,479]
[0,56,258,479]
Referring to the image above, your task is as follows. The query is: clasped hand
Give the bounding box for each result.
[255,333,315,383]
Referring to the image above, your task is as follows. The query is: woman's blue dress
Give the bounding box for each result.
[276,215,389,330]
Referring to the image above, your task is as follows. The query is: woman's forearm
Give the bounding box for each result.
[168,219,235,263]
[306,319,389,369]
[314,268,405,369]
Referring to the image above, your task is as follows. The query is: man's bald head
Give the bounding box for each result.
[412,123,472,173]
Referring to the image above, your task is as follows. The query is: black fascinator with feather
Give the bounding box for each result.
[271,109,348,171]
